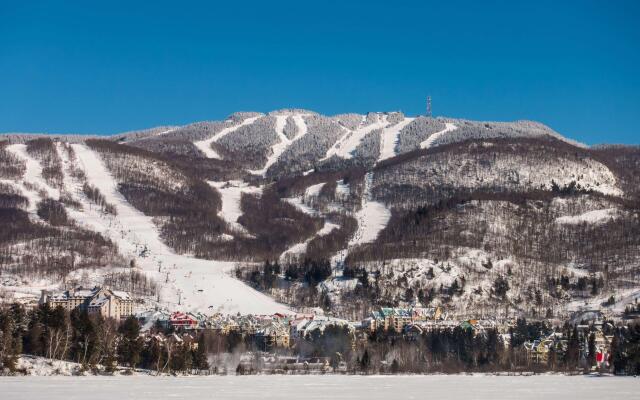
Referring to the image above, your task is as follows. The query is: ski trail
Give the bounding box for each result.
[420,123,458,149]
[207,180,262,234]
[332,172,390,267]
[194,116,261,159]
[322,114,389,160]
[290,114,309,141]
[249,113,311,175]
[5,144,60,214]
[378,117,415,162]
[249,115,289,176]
[349,172,390,246]
[71,144,290,315]
[279,221,339,263]
[304,183,325,198]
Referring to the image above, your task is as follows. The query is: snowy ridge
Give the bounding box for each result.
[420,122,458,149]
[194,116,261,159]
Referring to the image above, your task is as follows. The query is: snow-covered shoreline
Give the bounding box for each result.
[4,356,629,378]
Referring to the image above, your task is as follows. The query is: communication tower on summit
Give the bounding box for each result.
[426,96,432,118]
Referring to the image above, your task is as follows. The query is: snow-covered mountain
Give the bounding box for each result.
[1,110,639,319]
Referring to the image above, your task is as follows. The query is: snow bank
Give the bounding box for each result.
[15,356,84,376]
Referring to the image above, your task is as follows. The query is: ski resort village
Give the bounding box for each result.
[1,109,639,376]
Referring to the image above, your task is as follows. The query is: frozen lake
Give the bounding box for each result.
[1,375,638,399]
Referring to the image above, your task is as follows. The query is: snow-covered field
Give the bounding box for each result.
[0,375,636,400]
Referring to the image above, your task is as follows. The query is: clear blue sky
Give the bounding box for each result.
[1,1,638,144]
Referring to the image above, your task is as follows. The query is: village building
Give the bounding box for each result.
[369,307,413,332]
[169,311,201,330]
[523,332,567,363]
[40,286,134,320]
[256,320,290,350]
[368,302,448,333]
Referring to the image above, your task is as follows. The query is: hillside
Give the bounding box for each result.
[1,110,639,320]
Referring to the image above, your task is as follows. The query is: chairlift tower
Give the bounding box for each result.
[426,96,432,118]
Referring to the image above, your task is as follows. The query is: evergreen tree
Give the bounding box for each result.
[194,333,209,371]
[118,316,142,368]
[587,332,596,368]
[564,327,580,370]
[360,349,371,373]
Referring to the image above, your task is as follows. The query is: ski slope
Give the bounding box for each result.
[5,144,59,214]
[420,122,458,149]
[6,144,60,199]
[208,180,262,234]
[304,182,325,198]
[290,114,309,140]
[332,172,390,266]
[249,115,289,176]
[378,117,414,162]
[349,172,390,247]
[249,113,311,176]
[69,144,289,315]
[194,116,261,159]
[279,221,339,262]
[323,114,389,160]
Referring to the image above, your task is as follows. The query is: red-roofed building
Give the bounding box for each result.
[169,312,199,330]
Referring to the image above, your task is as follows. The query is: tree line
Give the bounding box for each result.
[2,303,639,375]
